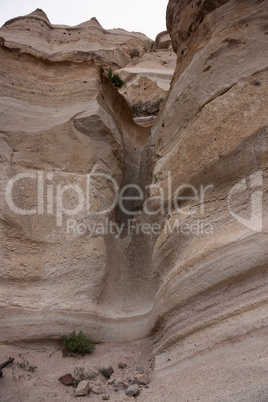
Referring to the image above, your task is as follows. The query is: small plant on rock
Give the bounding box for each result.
[62,330,95,355]
[107,69,124,88]
[151,98,164,110]
[130,98,164,117]
[98,366,114,379]
[72,367,85,387]
[28,365,37,372]
[17,359,37,372]
[118,363,126,369]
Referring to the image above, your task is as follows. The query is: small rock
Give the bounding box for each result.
[135,365,144,374]
[126,384,139,396]
[101,366,114,379]
[114,381,128,391]
[108,377,115,385]
[117,390,126,400]
[74,380,90,397]
[83,368,99,380]
[136,374,150,385]
[91,385,106,394]
[59,373,73,386]
[131,378,139,385]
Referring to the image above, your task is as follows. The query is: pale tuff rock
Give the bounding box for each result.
[0,2,268,401]
[91,385,106,394]
[0,9,153,343]
[117,32,176,120]
[155,30,173,50]
[141,0,268,390]
[74,380,90,396]
[1,9,152,68]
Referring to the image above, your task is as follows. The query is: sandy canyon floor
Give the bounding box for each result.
[1,328,268,402]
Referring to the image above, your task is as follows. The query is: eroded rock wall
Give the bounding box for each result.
[0,4,267,395]
[0,9,155,343]
[141,0,268,379]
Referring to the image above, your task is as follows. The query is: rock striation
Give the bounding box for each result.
[0,9,155,343]
[0,2,268,399]
[142,0,268,391]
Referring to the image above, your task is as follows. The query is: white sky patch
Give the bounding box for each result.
[0,0,169,40]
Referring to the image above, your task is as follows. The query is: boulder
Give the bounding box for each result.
[59,373,73,386]
[74,380,90,397]
[135,374,150,385]
[126,384,139,396]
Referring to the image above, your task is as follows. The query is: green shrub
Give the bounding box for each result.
[107,69,124,88]
[102,396,110,400]
[28,365,37,372]
[72,367,86,387]
[118,363,126,369]
[17,359,37,372]
[151,98,164,110]
[62,330,95,355]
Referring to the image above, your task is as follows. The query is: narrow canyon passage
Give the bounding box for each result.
[0,2,268,399]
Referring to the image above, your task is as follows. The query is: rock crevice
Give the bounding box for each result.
[0,4,268,398]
